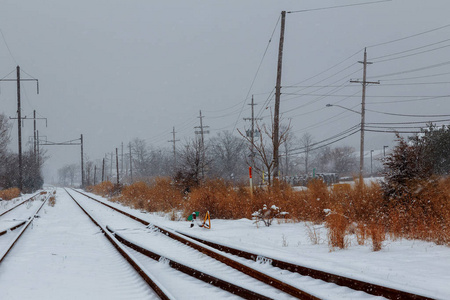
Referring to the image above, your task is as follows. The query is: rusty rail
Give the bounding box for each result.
[0,191,51,264]
[64,188,174,300]
[177,232,435,300]
[0,221,27,237]
[73,188,436,300]
[0,191,41,218]
[71,189,319,299]
[107,226,273,300]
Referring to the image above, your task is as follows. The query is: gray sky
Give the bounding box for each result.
[1,0,450,181]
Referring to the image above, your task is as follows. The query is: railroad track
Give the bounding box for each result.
[0,190,53,264]
[66,188,309,299]
[71,188,435,300]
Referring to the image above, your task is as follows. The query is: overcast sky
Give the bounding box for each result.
[1,0,450,181]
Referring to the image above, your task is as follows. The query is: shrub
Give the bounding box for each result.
[0,188,21,200]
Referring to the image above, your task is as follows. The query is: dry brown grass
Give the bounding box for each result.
[0,188,21,200]
[48,196,56,207]
[87,181,115,197]
[87,176,450,248]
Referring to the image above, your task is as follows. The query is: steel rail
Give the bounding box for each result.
[73,188,436,300]
[177,232,435,300]
[70,189,319,300]
[0,221,27,237]
[64,188,174,300]
[0,191,41,217]
[0,191,52,264]
[107,226,273,300]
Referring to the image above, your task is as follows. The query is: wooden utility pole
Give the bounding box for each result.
[81,134,84,187]
[195,110,209,179]
[116,148,120,186]
[102,158,105,182]
[168,127,180,169]
[16,66,23,191]
[93,165,97,186]
[273,11,286,182]
[129,142,133,183]
[243,95,262,168]
[121,142,124,177]
[0,66,38,191]
[350,48,379,179]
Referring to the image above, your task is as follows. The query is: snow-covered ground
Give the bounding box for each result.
[0,188,448,299]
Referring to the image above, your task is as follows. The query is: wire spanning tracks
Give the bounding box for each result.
[0,190,52,264]
[73,189,435,300]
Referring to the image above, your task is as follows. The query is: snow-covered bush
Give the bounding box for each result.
[252,204,288,227]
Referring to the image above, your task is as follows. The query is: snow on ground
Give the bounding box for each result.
[0,189,157,300]
[0,188,448,299]
[81,188,449,300]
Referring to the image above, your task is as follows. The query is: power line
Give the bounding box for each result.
[366,109,450,118]
[370,60,450,78]
[368,23,450,48]
[287,0,391,14]
[371,38,450,60]
[373,44,450,63]
[231,15,281,134]
[0,29,17,65]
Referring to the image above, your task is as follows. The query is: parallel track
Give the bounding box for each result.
[64,188,174,300]
[73,188,435,300]
[0,190,52,264]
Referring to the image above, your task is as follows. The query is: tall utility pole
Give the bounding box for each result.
[81,134,84,187]
[129,142,133,182]
[195,110,209,179]
[273,10,286,182]
[350,48,379,179]
[0,66,39,191]
[168,127,180,169]
[102,158,105,182]
[243,95,262,166]
[121,142,124,177]
[116,148,120,186]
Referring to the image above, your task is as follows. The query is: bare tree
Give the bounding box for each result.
[300,132,314,175]
[239,122,290,186]
[209,131,246,182]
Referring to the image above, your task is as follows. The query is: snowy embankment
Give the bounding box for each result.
[82,187,449,300]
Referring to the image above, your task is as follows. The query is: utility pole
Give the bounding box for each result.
[273,10,286,183]
[243,95,262,167]
[121,142,124,177]
[94,165,97,186]
[0,66,39,191]
[195,110,209,179]
[110,152,113,180]
[116,148,120,186]
[350,48,379,180]
[102,158,105,182]
[168,127,180,170]
[81,134,84,187]
[129,142,133,183]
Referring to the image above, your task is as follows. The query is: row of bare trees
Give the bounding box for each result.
[0,113,45,192]
[56,121,360,187]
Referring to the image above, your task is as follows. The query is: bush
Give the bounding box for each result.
[0,188,21,200]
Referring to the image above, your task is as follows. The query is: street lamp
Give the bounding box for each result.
[326,103,364,179]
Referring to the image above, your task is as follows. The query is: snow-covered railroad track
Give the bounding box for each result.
[72,188,429,300]
[0,191,41,218]
[68,188,305,299]
[0,190,52,264]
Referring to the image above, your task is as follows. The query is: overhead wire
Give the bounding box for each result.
[367,23,450,48]
[231,15,281,134]
[287,0,392,14]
